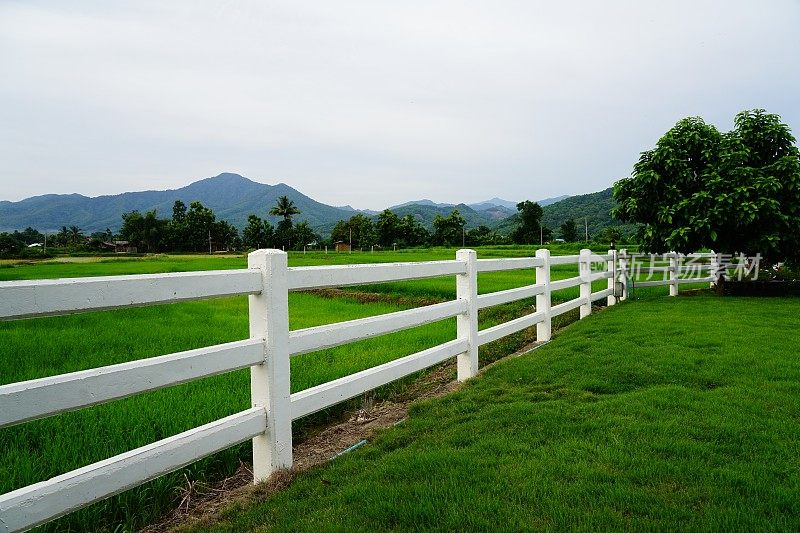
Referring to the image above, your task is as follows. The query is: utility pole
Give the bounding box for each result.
[540,224,543,246]
[584,217,589,243]
[462,225,465,247]
[349,227,352,254]
[208,229,212,254]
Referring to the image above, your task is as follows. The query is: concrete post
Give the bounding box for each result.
[535,248,551,342]
[456,249,478,381]
[709,250,718,288]
[619,248,629,301]
[669,252,679,296]
[579,248,592,319]
[248,249,292,481]
[607,249,617,306]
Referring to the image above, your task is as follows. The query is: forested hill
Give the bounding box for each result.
[1,172,634,239]
[495,188,638,239]
[0,173,362,233]
[313,202,501,236]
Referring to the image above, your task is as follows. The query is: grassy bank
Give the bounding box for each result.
[187,295,800,532]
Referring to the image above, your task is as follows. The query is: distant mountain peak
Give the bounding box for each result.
[0,172,358,233]
[389,199,455,210]
[202,172,259,184]
[469,198,518,211]
[537,194,570,207]
[488,197,515,204]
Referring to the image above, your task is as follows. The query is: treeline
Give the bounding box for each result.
[116,196,323,252]
[310,200,631,249]
[0,226,118,258]
[0,195,628,259]
[120,198,542,253]
[332,201,571,248]
[120,200,239,252]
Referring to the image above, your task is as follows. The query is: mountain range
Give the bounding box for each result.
[495,188,637,238]
[0,173,585,236]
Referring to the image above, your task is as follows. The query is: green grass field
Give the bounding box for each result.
[0,247,617,531]
[184,295,800,532]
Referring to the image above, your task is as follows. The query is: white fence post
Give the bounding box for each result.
[619,248,629,301]
[456,249,478,381]
[248,249,292,481]
[709,250,718,288]
[669,252,679,296]
[579,248,592,319]
[535,248,551,341]
[607,248,617,306]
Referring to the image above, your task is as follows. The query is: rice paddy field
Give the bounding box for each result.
[1,245,631,532]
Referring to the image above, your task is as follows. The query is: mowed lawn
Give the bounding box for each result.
[0,248,610,531]
[186,295,800,532]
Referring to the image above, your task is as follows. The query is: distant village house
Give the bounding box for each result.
[101,241,137,253]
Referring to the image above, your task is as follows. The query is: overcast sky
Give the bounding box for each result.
[1,1,799,209]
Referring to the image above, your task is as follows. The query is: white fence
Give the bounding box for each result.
[618,250,719,298]
[0,248,716,531]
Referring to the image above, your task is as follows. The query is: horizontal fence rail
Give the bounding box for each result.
[476,257,541,272]
[0,407,267,532]
[477,283,544,309]
[0,247,723,531]
[287,260,466,290]
[477,310,545,346]
[548,254,581,265]
[0,270,262,320]
[288,300,467,356]
[0,339,265,429]
[621,251,720,291]
[550,275,583,292]
[290,338,468,419]
[551,295,585,317]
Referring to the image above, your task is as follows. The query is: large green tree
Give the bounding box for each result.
[270,196,300,249]
[510,200,544,244]
[432,210,466,246]
[0,233,25,257]
[376,209,400,247]
[13,227,45,245]
[397,215,429,247]
[186,201,216,251]
[613,110,800,262]
[331,214,375,249]
[560,219,578,242]
[293,221,319,249]
[169,200,190,251]
[120,210,167,252]
[242,214,274,249]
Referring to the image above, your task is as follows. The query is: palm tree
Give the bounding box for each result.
[57,226,70,247]
[269,196,300,222]
[69,225,84,246]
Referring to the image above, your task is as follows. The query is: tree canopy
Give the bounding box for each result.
[120,200,241,252]
[613,109,800,262]
[510,200,549,244]
[269,196,300,221]
[331,214,375,249]
[560,219,578,242]
[432,210,466,246]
